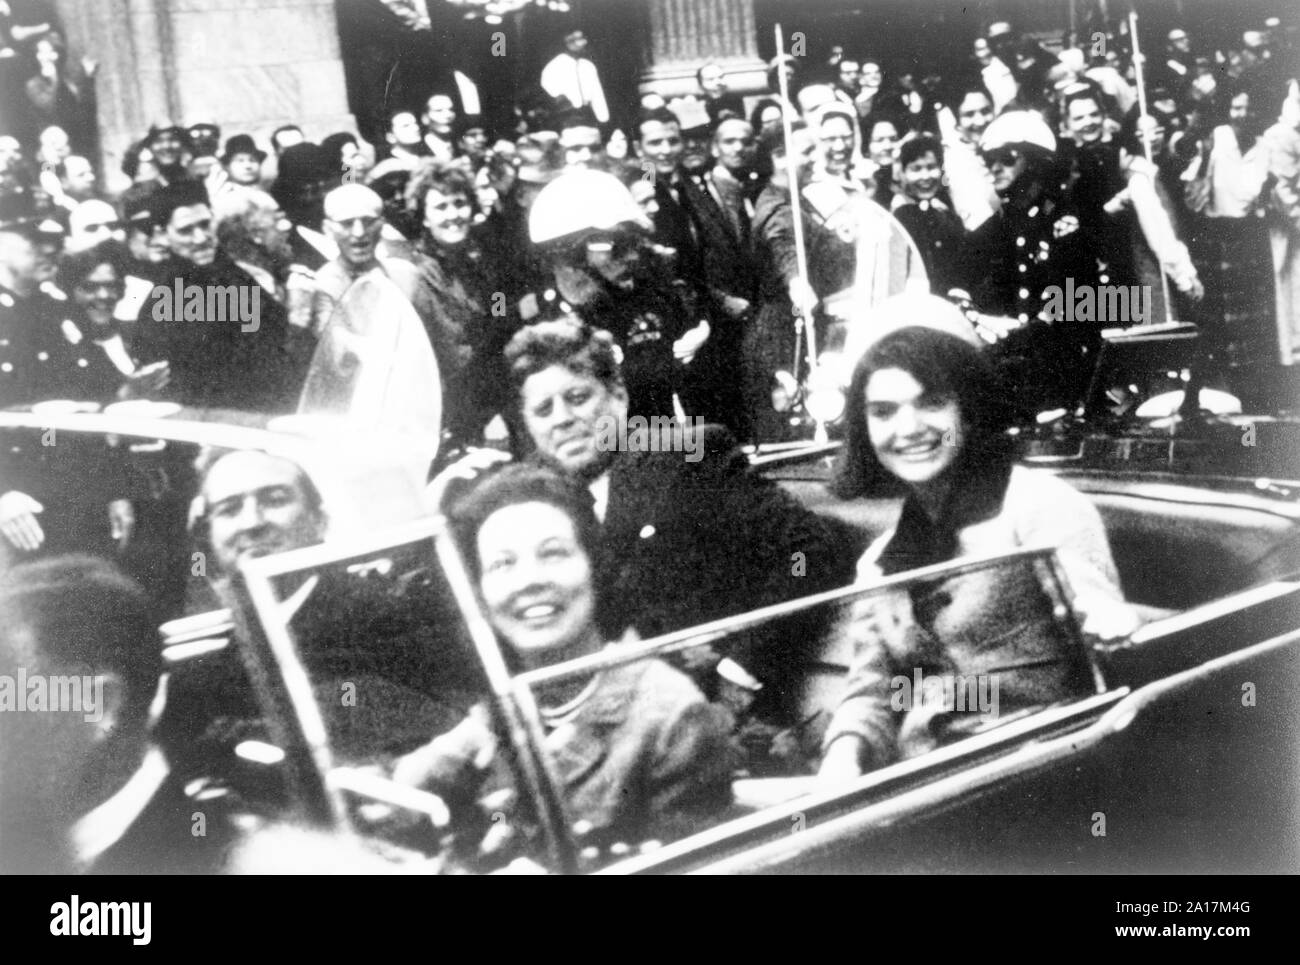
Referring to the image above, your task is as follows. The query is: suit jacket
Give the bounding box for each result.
[651,173,707,289]
[598,424,859,694]
[679,166,763,306]
[87,757,241,875]
[134,253,310,412]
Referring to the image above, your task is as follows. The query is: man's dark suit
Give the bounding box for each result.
[596,423,858,714]
[134,253,312,413]
[678,167,763,307]
[654,167,765,433]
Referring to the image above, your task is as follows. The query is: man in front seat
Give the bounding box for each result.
[161,449,474,776]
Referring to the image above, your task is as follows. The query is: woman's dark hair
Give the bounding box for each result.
[864,114,901,141]
[59,239,130,290]
[831,326,1013,499]
[1214,78,1266,143]
[320,131,359,167]
[749,97,784,131]
[453,114,492,142]
[446,463,610,639]
[1062,82,1112,124]
[899,132,943,168]
[120,138,150,180]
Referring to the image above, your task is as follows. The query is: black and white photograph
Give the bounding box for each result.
[0,0,1297,893]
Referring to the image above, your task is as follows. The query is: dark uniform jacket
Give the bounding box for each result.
[0,283,123,407]
[1,284,132,560]
[891,197,974,297]
[966,191,1105,414]
[521,266,694,422]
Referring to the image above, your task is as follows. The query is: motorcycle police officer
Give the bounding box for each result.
[525,168,709,420]
[966,111,1105,414]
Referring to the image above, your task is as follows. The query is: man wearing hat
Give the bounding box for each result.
[0,189,82,405]
[143,123,193,187]
[187,123,222,180]
[221,134,266,188]
[133,180,308,412]
[526,167,710,421]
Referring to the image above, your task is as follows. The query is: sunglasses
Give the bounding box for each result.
[582,234,639,259]
[983,149,1021,167]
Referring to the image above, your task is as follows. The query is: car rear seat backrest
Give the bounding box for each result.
[1083,493,1300,610]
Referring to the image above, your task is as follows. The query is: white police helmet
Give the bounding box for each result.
[528,169,651,245]
[980,110,1057,155]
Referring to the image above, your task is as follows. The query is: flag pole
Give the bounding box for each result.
[774,24,817,375]
[1128,6,1173,325]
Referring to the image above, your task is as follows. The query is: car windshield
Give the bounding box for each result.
[238,538,1100,873]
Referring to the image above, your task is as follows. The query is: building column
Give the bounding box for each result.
[55,0,354,193]
[639,0,767,99]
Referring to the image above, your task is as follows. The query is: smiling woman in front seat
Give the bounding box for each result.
[819,296,1139,782]
[393,463,733,852]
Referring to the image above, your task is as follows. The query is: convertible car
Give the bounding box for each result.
[1,373,1294,873]
[2,273,1296,873]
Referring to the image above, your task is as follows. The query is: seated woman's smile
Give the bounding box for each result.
[865,368,963,491]
[477,501,600,667]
